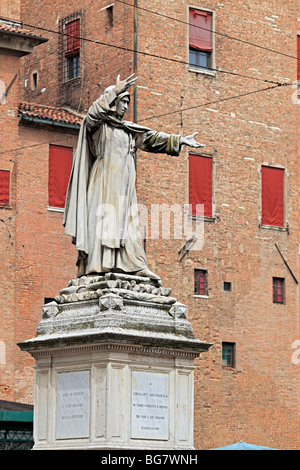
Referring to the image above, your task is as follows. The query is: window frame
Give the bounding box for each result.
[188,153,215,221]
[0,169,11,206]
[194,268,208,297]
[59,13,82,84]
[223,281,232,292]
[48,144,73,212]
[188,6,216,76]
[272,277,285,304]
[260,164,286,231]
[222,342,236,368]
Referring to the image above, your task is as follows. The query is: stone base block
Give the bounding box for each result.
[30,343,201,450]
[18,273,211,450]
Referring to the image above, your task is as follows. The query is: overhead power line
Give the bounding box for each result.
[0,82,290,156]
[139,82,290,122]
[115,0,300,64]
[21,21,290,87]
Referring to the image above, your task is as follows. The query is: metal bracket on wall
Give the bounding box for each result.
[275,243,298,285]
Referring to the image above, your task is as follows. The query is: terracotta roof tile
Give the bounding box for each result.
[18,102,84,127]
[0,19,48,42]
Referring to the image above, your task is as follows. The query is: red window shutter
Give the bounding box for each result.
[198,271,206,295]
[48,145,73,208]
[297,35,300,81]
[273,278,284,303]
[277,279,283,303]
[194,269,207,295]
[189,8,212,51]
[65,19,80,56]
[189,154,212,217]
[261,166,284,227]
[0,170,10,204]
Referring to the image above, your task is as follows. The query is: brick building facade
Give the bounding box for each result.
[0,5,80,430]
[0,0,299,449]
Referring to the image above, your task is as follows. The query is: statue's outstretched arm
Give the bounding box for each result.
[180,133,205,149]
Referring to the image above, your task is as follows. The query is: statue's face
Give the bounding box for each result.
[116,97,130,118]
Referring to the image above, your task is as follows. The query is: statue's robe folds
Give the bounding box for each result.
[63,88,182,277]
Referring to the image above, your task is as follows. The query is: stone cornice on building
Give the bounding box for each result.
[0,18,48,56]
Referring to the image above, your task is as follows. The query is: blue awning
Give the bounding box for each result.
[213,441,279,450]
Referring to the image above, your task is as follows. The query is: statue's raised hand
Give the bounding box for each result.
[115,74,138,95]
[181,133,205,148]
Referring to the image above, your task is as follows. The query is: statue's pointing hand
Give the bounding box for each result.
[181,132,205,149]
[115,73,138,95]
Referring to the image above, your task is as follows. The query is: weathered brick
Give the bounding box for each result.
[0,0,299,450]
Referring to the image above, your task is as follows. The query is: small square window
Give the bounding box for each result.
[194,269,208,296]
[222,342,235,368]
[273,277,285,304]
[31,71,38,91]
[106,5,113,28]
[66,53,80,80]
[224,281,232,292]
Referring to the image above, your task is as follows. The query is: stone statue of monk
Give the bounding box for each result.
[63,74,204,279]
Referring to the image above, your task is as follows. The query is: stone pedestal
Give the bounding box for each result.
[18,273,211,450]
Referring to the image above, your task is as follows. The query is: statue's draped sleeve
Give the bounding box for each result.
[135,129,182,156]
[85,89,117,132]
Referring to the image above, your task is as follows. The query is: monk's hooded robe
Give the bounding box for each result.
[63,86,182,277]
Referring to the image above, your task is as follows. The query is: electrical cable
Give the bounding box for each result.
[0,81,290,156]
[0,10,294,154]
[139,82,290,122]
[0,135,74,156]
[20,21,291,87]
[115,0,300,64]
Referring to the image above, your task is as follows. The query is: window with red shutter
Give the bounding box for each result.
[65,19,80,80]
[189,8,213,70]
[273,277,285,304]
[65,19,80,55]
[194,269,208,296]
[0,170,10,205]
[48,145,73,209]
[261,166,284,227]
[189,154,212,218]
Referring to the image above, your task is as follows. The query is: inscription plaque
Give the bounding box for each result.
[56,370,90,439]
[131,371,169,440]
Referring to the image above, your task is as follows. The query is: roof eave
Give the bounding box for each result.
[19,114,81,130]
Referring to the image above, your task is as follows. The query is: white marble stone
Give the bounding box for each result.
[18,274,212,450]
[131,370,169,440]
[56,370,90,439]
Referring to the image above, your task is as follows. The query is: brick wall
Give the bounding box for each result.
[12,123,78,402]
[0,50,19,401]
[0,0,20,21]
[10,0,300,450]
[134,0,300,450]
[0,28,80,403]
[20,0,134,113]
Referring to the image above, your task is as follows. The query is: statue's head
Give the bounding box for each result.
[103,85,130,118]
[115,94,130,119]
